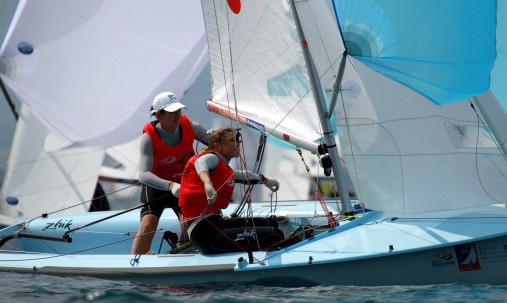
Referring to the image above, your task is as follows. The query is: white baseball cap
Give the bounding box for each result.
[150,92,186,115]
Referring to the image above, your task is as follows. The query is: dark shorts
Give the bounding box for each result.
[140,185,181,219]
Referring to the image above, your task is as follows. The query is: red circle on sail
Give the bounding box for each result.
[227,0,241,14]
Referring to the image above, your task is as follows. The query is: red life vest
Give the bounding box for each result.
[143,114,196,182]
[179,152,235,220]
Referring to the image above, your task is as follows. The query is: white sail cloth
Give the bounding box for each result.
[0,0,208,147]
[201,0,507,214]
[0,0,208,221]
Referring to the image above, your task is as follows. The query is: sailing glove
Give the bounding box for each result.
[264,178,280,192]
[169,182,180,198]
[204,181,217,205]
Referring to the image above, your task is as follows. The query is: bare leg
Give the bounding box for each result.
[131,214,159,254]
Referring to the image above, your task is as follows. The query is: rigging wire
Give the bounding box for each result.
[234,133,267,216]
[24,182,141,224]
[2,2,348,259]
[209,1,276,223]
[9,209,184,258]
[9,1,349,258]
[5,213,507,263]
[297,148,336,227]
[20,182,141,227]
[203,0,352,249]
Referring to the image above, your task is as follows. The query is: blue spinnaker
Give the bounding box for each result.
[332,0,497,105]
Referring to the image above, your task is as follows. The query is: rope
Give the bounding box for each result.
[28,182,141,224]
[234,133,268,216]
[297,148,336,227]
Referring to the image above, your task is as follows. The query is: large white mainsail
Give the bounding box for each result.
[0,0,208,222]
[203,0,343,203]
[202,0,507,214]
[203,0,323,152]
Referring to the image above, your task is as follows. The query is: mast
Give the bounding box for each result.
[288,0,353,214]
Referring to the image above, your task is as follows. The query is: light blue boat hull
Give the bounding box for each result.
[2,202,507,286]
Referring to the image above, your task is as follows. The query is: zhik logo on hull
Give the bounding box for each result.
[43,219,73,230]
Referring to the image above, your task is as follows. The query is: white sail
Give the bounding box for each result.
[98,136,141,210]
[0,0,208,222]
[203,0,322,150]
[334,62,507,213]
[0,104,104,220]
[0,0,208,147]
[202,0,507,214]
[2,0,507,287]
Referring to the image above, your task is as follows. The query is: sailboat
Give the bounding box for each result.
[0,0,209,225]
[1,0,507,286]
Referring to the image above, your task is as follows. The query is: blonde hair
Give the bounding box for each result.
[203,127,235,153]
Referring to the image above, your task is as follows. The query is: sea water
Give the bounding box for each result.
[2,271,507,303]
